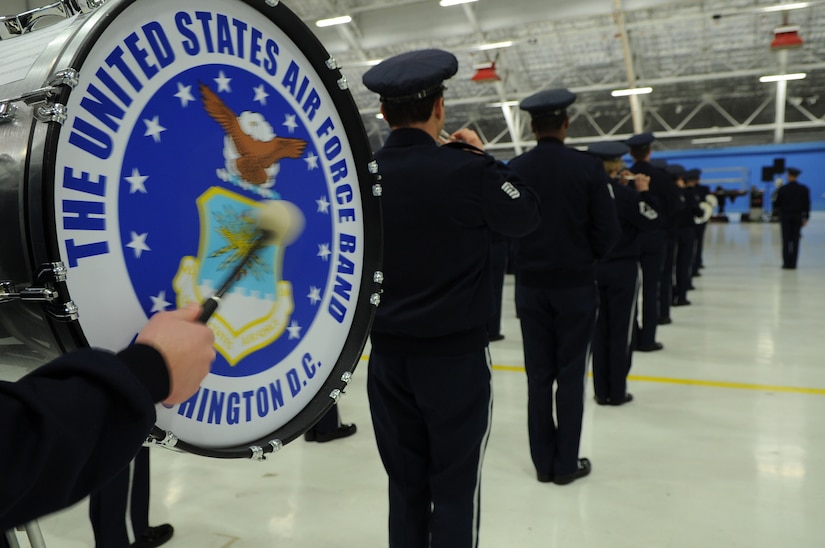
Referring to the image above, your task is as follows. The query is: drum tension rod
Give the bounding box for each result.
[0,68,78,125]
[0,262,79,321]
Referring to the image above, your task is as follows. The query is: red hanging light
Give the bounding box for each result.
[771,25,803,49]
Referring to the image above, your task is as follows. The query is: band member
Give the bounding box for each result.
[627,133,683,342]
[1,305,215,533]
[362,48,540,547]
[588,141,660,406]
[509,89,619,485]
[773,167,811,269]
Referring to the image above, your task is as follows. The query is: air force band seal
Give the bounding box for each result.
[52,0,369,449]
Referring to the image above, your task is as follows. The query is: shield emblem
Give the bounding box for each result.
[174,187,294,365]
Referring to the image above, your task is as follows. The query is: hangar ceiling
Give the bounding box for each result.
[287,0,825,159]
[9,0,825,159]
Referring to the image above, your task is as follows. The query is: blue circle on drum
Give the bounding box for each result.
[119,63,334,378]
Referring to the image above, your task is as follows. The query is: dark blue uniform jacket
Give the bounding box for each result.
[370,128,541,356]
[604,181,660,261]
[630,160,683,231]
[774,181,811,220]
[0,345,168,530]
[508,137,619,288]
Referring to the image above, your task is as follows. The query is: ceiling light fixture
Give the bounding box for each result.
[611,87,653,97]
[691,136,733,144]
[439,0,478,6]
[475,41,513,51]
[759,73,807,82]
[488,100,520,108]
[315,15,352,27]
[760,2,810,12]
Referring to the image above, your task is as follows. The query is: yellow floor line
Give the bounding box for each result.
[361,356,825,394]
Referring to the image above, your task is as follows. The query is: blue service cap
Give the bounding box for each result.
[587,141,628,160]
[519,89,576,119]
[362,49,458,103]
[625,132,656,147]
[665,164,686,177]
[787,167,801,176]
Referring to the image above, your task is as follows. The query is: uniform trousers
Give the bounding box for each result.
[593,260,640,402]
[637,230,665,346]
[367,349,492,548]
[660,232,677,318]
[693,223,707,274]
[674,226,697,303]
[516,283,598,479]
[89,446,150,547]
[780,217,803,268]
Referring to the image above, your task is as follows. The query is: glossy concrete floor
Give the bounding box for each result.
[10,214,825,547]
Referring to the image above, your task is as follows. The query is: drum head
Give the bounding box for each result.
[42,0,381,457]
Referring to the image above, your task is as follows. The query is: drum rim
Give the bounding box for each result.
[34,0,381,458]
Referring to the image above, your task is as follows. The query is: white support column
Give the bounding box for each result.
[773,50,789,144]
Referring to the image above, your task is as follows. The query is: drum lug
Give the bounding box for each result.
[336,75,349,91]
[0,102,17,124]
[264,0,280,6]
[0,262,78,320]
[373,271,384,284]
[34,104,68,124]
[370,292,381,306]
[325,57,340,71]
[372,183,383,197]
[249,446,264,461]
[0,68,78,125]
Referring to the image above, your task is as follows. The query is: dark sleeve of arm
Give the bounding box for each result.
[480,158,541,237]
[0,344,168,529]
[589,166,621,259]
[631,190,662,231]
[804,187,811,220]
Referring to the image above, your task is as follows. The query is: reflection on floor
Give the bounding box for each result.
[8,216,825,547]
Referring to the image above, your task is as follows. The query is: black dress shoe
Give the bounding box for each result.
[304,423,357,443]
[672,299,691,306]
[488,333,505,342]
[594,396,610,405]
[553,458,592,485]
[637,342,664,352]
[687,284,696,290]
[131,524,173,548]
[609,393,634,406]
[537,471,553,483]
[657,317,672,325]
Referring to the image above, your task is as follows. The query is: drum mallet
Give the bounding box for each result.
[197,200,304,323]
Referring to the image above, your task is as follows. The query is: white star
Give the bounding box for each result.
[214,71,232,92]
[253,85,269,105]
[283,114,299,133]
[175,82,195,107]
[305,151,319,170]
[317,243,331,261]
[150,291,171,313]
[124,168,148,194]
[287,320,302,340]
[127,231,151,258]
[143,116,166,143]
[307,286,322,305]
[316,196,330,214]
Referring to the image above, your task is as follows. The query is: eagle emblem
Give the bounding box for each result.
[200,83,307,190]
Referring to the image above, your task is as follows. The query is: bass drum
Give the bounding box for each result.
[0,0,382,459]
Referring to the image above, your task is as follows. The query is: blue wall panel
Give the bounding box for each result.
[648,141,825,213]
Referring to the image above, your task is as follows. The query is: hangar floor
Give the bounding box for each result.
[8,214,825,548]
